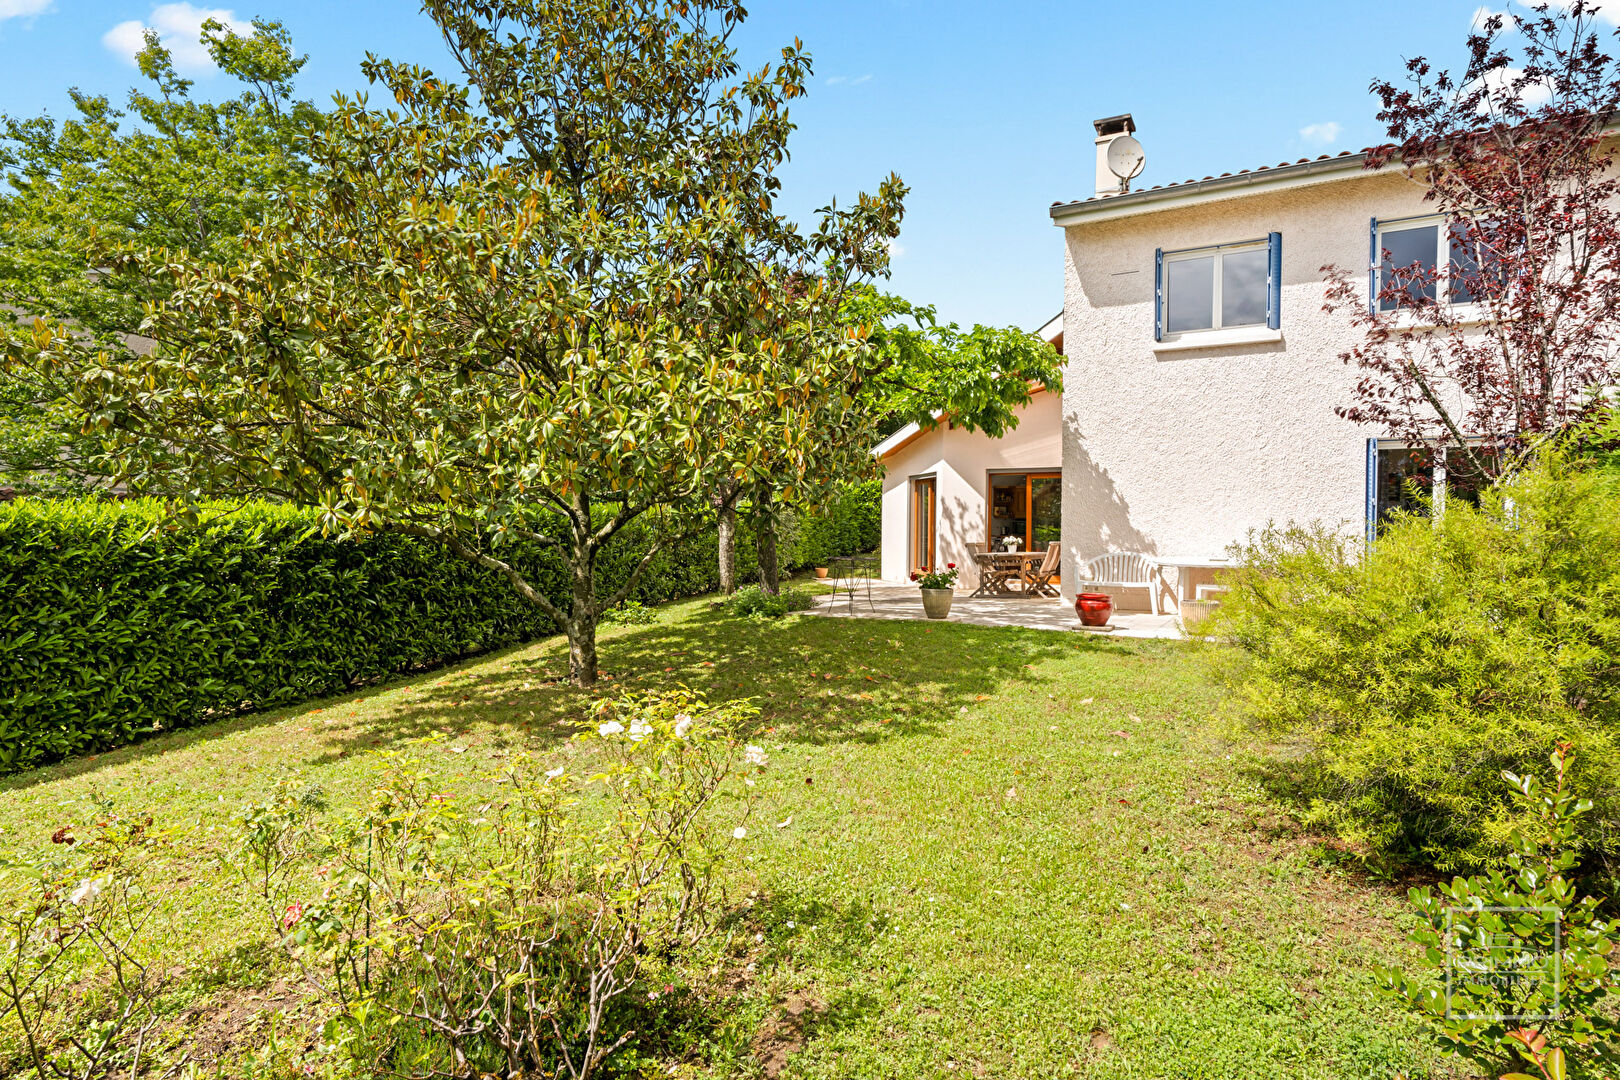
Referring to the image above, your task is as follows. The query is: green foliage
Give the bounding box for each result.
[4,0,904,688]
[0,492,871,775]
[779,479,881,571]
[842,287,1064,439]
[0,804,170,1080]
[910,564,959,590]
[0,19,319,493]
[724,585,814,619]
[246,690,759,1080]
[1379,745,1619,1079]
[1214,445,1620,876]
[600,600,658,627]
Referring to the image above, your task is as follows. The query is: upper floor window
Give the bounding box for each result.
[1372,214,1500,312]
[1155,233,1281,341]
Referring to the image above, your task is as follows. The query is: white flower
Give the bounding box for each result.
[544,766,565,780]
[628,719,652,742]
[733,826,748,840]
[673,714,694,739]
[69,877,105,906]
[744,744,768,767]
[597,720,624,737]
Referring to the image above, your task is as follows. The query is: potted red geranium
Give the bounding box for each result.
[910,563,959,620]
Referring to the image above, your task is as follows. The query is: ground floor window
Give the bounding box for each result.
[988,471,1061,555]
[1366,439,1492,538]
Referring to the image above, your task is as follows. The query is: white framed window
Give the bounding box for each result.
[1154,233,1281,343]
[1371,214,1498,313]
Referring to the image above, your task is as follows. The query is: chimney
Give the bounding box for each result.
[1093,113,1136,198]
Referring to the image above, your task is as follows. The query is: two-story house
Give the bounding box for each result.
[880,114,1470,603]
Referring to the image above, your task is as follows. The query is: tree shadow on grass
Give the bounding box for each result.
[3,603,1137,790]
[287,605,1119,764]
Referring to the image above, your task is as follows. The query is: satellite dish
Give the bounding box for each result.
[1106,135,1146,186]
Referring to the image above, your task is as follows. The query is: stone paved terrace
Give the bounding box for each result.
[805,581,1184,639]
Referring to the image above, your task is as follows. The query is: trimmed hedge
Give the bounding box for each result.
[0,484,878,773]
[781,479,882,571]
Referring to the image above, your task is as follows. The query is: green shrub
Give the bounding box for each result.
[0,481,879,775]
[1379,745,1620,1079]
[238,690,761,1080]
[723,584,814,619]
[1213,446,1620,876]
[780,479,881,570]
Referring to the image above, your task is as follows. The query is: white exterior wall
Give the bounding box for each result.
[878,391,1063,588]
[1058,170,1431,599]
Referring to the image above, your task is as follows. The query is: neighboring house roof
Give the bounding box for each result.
[874,313,1064,461]
[1048,148,1378,225]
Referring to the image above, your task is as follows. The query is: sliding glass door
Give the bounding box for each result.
[988,471,1061,570]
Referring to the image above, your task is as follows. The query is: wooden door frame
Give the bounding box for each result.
[909,475,937,572]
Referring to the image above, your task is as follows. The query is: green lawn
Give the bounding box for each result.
[0,594,1466,1079]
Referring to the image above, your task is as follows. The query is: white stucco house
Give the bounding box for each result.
[879,113,1474,606]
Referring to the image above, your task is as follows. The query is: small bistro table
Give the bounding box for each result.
[1146,555,1233,613]
[827,553,880,612]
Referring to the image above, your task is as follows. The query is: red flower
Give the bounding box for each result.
[909,570,920,580]
[946,562,956,570]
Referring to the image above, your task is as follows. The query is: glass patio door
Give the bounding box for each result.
[1027,473,1061,581]
[1028,474,1061,549]
[910,477,936,572]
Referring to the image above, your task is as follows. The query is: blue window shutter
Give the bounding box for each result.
[1266,231,1282,330]
[1368,217,1379,316]
[1154,248,1164,341]
[1365,437,1379,543]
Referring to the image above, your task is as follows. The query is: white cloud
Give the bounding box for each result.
[102,3,251,74]
[1299,121,1342,146]
[1544,0,1620,27]
[885,238,906,259]
[1474,65,1555,111]
[0,0,52,20]
[826,73,873,86]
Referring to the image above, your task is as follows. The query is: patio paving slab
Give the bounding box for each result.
[805,582,1183,638]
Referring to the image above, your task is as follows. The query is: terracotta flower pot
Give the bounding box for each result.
[1075,592,1113,627]
[920,587,954,620]
[815,567,829,579]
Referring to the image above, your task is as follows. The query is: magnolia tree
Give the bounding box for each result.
[0,19,318,492]
[1324,1,1620,479]
[4,0,903,686]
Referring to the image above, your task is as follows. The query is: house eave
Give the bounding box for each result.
[1048,151,1375,226]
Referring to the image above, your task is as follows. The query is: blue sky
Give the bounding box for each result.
[0,1,1546,330]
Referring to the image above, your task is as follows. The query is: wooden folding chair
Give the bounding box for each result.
[1024,541,1061,597]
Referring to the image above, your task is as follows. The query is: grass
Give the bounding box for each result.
[0,591,1465,1079]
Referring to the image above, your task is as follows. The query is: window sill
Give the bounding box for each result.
[1384,307,1491,331]
[1152,326,1283,354]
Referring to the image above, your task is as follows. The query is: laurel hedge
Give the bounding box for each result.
[0,482,878,774]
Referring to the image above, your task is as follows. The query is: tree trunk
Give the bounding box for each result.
[566,503,599,687]
[755,487,780,596]
[714,480,739,594]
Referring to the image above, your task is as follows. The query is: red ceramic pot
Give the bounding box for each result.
[1075,592,1113,627]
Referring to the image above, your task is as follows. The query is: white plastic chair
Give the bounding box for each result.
[1078,552,1160,615]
